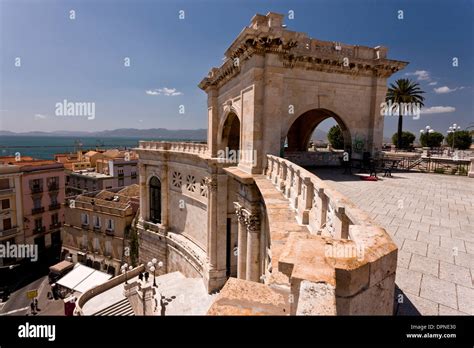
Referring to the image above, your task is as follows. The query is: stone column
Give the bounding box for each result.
[244,212,261,282]
[205,175,218,269]
[234,203,247,279]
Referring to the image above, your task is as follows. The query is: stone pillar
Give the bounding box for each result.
[207,87,219,157]
[205,175,218,269]
[468,158,474,178]
[234,203,247,279]
[244,212,261,282]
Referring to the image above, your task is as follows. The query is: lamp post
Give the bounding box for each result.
[447,123,461,152]
[147,258,163,287]
[121,263,133,284]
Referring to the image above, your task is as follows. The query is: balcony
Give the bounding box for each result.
[82,222,89,229]
[0,227,18,238]
[93,225,101,232]
[32,226,46,234]
[31,207,45,215]
[50,222,62,230]
[49,203,61,211]
[30,186,43,194]
[0,187,13,195]
[48,183,59,192]
[105,229,114,236]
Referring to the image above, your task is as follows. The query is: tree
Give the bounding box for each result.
[391,131,415,150]
[386,79,425,149]
[446,130,472,150]
[327,125,344,149]
[420,131,444,148]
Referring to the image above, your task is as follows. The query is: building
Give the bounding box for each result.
[0,157,66,263]
[65,150,138,195]
[0,165,24,267]
[132,13,403,315]
[62,184,139,275]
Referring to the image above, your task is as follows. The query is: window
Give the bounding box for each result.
[82,235,88,249]
[0,179,9,190]
[106,219,114,231]
[105,240,112,255]
[3,218,12,230]
[51,213,59,225]
[30,178,43,192]
[47,176,59,190]
[1,199,10,210]
[50,195,58,205]
[94,237,99,251]
[81,213,89,225]
[34,218,42,233]
[149,176,161,223]
[93,215,101,228]
[118,178,124,187]
[33,197,42,209]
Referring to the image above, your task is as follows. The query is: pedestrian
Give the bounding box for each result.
[30,301,36,315]
[34,298,39,311]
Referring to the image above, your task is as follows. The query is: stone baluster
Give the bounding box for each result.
[297,177,313,225]
[234,202,247,280]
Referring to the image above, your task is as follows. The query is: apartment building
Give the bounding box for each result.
[62,184,139,275]
[0,165,23,267]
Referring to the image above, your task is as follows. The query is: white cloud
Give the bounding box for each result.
[34,114,47,120]
[428,81,438,86]
[434,86,458,94]
[420,106,456,114]
[146,87,182,96]
[405,70,430,81]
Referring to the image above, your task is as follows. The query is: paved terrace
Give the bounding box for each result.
[309,168,474,315]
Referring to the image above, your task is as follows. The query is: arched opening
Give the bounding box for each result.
[149,176,161,224]
[221,112,241,156]
[285,109,351,153]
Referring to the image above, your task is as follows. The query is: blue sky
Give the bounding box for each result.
[0,0,472,138]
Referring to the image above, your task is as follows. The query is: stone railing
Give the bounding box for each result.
[138,141,208,155]
[284,151,341,168]
[265,154,397,315]
[74,264,145,316]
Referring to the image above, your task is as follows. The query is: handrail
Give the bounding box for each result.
[74,264,145,315]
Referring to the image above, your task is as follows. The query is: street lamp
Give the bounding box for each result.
[121,263,133,284]
[447,123,461,151]
[147,258,163,287]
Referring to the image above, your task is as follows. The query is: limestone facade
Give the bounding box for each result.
[135,12,403,314]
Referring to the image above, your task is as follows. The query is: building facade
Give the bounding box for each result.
[0,165,24,267]
[62,185,139,275]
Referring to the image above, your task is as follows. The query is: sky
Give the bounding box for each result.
[0,0,473,138]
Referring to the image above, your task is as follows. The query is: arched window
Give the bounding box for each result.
[149,176,161,223]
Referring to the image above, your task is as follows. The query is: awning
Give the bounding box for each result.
[56,264,112,293]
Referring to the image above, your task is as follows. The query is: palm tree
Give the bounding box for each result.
[386,79,425,149]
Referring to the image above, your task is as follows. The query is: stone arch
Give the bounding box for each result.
[219,110,241,154]
[284,108,352,152]
[149,176,162,224]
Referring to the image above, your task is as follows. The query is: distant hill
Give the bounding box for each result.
[311,129,328,141]
[0,128,207,140]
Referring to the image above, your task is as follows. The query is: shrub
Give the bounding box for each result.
[327,125,344,149]
[420,131,444,147]
[446,130,472,150]
[391,131,415,149]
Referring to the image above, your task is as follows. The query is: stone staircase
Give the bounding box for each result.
[157,271,218,315]
[93,298,134,316]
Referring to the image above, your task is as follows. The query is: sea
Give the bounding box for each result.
[0,136,150,160]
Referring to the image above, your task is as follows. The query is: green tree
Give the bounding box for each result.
[446,130,472,150]
[391,131,415,150]
[386,79,425,149]
[420,131,444,147]
[327,125,344,149]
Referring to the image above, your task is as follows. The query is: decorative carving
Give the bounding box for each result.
[186,175,196,192]
[171,171,182,188]
[203,175,218,192]
[199,178,208,197]
[326,203,335,237]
